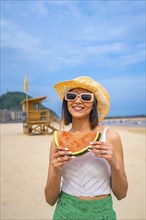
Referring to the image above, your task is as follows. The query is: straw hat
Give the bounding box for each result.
[54,76,110,122]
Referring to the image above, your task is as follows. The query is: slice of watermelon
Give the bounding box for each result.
[53,130,101,156]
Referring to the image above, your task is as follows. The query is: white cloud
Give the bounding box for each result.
[1,19,40,50]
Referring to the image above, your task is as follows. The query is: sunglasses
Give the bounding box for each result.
[65,92,94,102]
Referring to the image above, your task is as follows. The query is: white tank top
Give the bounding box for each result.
[61,127,111,197]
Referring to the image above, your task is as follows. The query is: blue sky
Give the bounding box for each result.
[1,0,145,117]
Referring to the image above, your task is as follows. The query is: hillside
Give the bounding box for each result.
[0,91,58,118]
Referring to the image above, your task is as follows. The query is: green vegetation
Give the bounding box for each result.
[0,92,30,110]
[0,91,58,118]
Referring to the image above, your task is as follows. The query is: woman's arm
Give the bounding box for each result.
[89,128,128,200]
[44,141,61,206]
[44,140,73,206]
[107,129,128,200]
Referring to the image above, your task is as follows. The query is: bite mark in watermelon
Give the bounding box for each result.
[53,130,101,156]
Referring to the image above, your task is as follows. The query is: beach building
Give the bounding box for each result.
[20,96,61,135]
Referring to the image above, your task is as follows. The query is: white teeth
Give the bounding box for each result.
[73,106,83,111]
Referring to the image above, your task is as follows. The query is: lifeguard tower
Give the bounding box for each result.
[20,96,61,135]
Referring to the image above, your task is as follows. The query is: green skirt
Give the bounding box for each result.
[53,192,117,220]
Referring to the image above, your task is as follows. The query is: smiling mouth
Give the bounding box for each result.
[72,106,84,111]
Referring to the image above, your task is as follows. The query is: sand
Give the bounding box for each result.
[1,123,145,220]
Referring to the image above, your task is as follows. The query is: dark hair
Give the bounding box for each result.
[61,98,99,129]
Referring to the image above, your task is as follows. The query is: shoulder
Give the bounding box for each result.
[97,126,120,139]
[95,126,121,143]
[105,127,122,144]
[107,127,120,138]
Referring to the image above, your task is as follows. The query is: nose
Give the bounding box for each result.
[75,95,82,103]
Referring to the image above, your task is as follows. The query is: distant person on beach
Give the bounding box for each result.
[45,76,128,220]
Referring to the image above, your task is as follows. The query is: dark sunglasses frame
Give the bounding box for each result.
[65,92,94,102]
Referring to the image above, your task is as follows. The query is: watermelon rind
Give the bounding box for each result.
[53,131,101,156]
[54,130,59,146]
[71,147,88,156]
[95,131,101,142]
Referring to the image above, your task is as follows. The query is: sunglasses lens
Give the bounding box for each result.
[65,92,93,102]
[66,93,77,100]
[81,94,92,101]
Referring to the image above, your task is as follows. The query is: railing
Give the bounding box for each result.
[26,110,50,124]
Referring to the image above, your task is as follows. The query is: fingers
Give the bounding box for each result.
[56,146,70,151]
[51,155,75,168]
[88,141,113,158]
[51,147,75,168]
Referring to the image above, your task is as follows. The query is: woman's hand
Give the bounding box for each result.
[88,141,117,167]
[51,146,74,170]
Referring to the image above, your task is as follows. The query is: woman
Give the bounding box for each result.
[45,76,128,220]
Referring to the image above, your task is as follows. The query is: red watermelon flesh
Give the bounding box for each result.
[54,131,101,156]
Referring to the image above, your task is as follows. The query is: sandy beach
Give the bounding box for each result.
[1,123,145,220]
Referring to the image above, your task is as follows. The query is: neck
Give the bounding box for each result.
[70,118,92,132]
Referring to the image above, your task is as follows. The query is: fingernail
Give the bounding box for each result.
[71,156,75,158]
[90,142,95,144]
[67,151,72,155]
[64,147,69,150]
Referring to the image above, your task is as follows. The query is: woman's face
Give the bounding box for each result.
[66,88,94,120]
